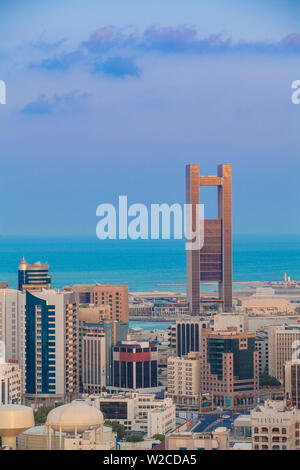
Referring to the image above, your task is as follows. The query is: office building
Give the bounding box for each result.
[255,330,269,375]
[18,258,51,292]
[24,290,79,406]
[285,361,300,409]
[113,341,158,391]
[78,305,128,388]
[268,324,300,381]
[82,326,106,394]
[167,352,201,405]
[186,163,232,314]
[201,327,259,407]
[83,392,176,437]
[63,284,129,322]
[170,319,209,357]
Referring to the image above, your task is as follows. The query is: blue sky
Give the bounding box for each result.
[0,0,300,235]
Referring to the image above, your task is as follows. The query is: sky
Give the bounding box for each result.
[0,0,300,236]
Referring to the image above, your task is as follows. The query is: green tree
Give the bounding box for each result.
[105,420,125,440]
[126,433,144,442]
[34,405,55,425]
[152,433,165,442]
[259,370,281,387]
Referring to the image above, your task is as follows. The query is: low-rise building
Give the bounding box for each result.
[251,400,300,450]
[80,392,176,437]
[165,427,230,450]
[0,360,22,405]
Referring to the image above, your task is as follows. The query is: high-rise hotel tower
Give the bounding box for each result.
[186,164,232,313]
[18,257,52,292]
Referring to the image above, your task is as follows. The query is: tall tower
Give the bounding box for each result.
[186,164,232,313]
[18,257,52,292]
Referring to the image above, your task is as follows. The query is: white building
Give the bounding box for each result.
[0,361,22,405]
[0,289,26,388]
[167,352,201,405]
[80,392,176,437]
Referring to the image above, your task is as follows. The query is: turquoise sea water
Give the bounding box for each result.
[0,235,299,291]
[129,321,173,330]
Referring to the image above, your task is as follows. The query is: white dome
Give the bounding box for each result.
[46,403,104,433]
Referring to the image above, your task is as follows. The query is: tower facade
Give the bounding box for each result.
[186,163,232,313]
[24,290,79,405]
[18,258,52,292]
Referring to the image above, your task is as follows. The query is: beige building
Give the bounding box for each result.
[251,400,300,450]
[214,312,249,333]
[214,311,300,334]
[269,325,300,381]
[165,427,230,450]
[63,284,128,322]
[0,361,22,405]
[167,352,201,405]
[82,327,106,393]
[238,291,298,315]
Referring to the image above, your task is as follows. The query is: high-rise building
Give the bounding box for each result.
[24,290,79,406]
[268,324,300,381]
[169,318,209,357]
[255,330,269,376]
[167,352,201,405]
[78,305,128,388]
[0,289,26,370]
[18,258,52,292]
[112,341,158,391]
[82,326,106,394]
[186,164,232,314]
[285,361,300,409]
[200,327,259,408]
[63,284,129,322]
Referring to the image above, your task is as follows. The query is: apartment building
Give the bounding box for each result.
[167,352,201,405]
[63,284,129,322]
[24,290,79,406]
[0,360,22,404]
[251,400,300,450]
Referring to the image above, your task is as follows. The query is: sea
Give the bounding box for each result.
[0,234,300,292]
